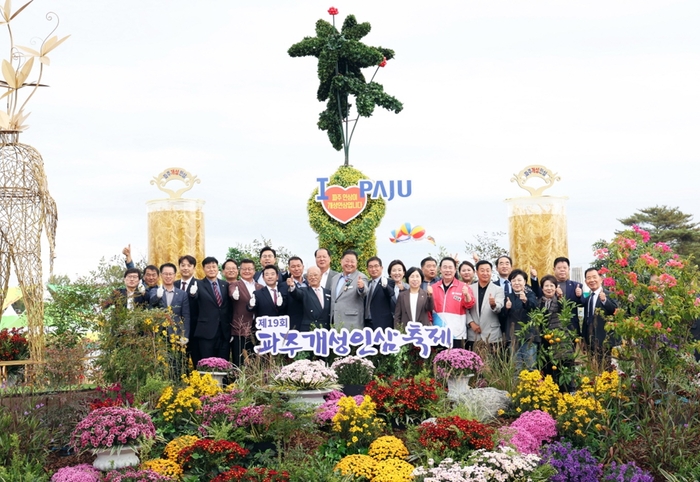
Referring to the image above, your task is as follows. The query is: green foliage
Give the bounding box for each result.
[0,402,50,472]
[308,166,385,271]
[618,205,700,263]
[464,231,509,263]
[95,304,188,394]
[289,12,402,164]
[135,374,172,407]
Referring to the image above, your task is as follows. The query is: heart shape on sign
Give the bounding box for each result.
[320,185,367,224]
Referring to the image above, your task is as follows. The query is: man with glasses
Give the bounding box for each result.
[105,268,148,309]
[229,259,262,367]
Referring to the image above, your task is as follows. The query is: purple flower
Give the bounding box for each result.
[541,441,601,482]
[196,357,233,372]
[70,407,155,450]
[603,461,654,482]
[507,410,557,454]
[433,348,484,379]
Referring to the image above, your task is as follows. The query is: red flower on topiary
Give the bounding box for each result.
[328,7,338,15]
[379,57,387,67]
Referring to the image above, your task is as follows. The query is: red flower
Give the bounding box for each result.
[379,57,387,67]
[328,7,338,15]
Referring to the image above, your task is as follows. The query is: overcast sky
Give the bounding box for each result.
[6,0,699,282]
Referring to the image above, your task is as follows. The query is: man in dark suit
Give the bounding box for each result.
[287,266,331,330]
[583,267,618,360]
[105,268,148,309]
[315,247,338,291]
[191,256,232,363]
[364,256,395,330]
[150,263,191,342]
[254,246,287,286]
[248,264,287,318]
[551,256,584,335]
[284,256,307,330]
[150,262,190,378]
[175,255,200,366]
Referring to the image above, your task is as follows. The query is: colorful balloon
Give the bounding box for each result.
[389,223,433,244]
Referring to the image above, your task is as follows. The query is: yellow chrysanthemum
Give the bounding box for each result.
[163,435,199,460]
[335,454,376,479]
[368,436,409,461]
[142,458,182,478]
[373,458,414,482]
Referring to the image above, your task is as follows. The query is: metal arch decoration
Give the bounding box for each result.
[150,167,201,199]
[510,165,561,197]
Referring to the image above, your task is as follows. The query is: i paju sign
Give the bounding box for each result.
[315,177,412,224]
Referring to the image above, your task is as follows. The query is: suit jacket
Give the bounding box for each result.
[364,277,396,330]
[582,289,617,351]
[175,278,199,336]
[289,285,332,330]
[248,286,287,319]
[394,289,434,326]
[552,279,583,335]
[330,271,368,330]
[467,282,505,344]
[229,280,262,337]
[150,287,191,338]
[322,269,339,291]
[106,288,148,310]
[284,278,307,330]
[503,288,538,345]
[192,278,232,340]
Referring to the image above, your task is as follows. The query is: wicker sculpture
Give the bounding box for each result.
[0,3,68,369]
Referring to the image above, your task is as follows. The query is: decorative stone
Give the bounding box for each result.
[451,387,510,421]
[93,446,139,471]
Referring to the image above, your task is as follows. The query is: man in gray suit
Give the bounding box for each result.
[330,249,368,330]
[316,247,338,291]
[467,260,505,348]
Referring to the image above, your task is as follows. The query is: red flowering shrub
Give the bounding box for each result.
[212,467,291,482]
[177,439,248,479]
[328,6,338,15]
[89,383,134,410]
[365,375,442,425]
[417,416,495,459]
[0,328,28,361]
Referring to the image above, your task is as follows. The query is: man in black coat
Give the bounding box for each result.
[287,266,331,330]
[191,256,232,362]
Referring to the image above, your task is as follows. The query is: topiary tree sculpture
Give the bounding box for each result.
[307,166,385,272]
[288,7,403,166]
[291,8,401,264]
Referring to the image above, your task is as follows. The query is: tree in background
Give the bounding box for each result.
[618,205,700,263]
[464,231,509,262]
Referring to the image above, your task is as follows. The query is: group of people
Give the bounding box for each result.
[112,244,616,371]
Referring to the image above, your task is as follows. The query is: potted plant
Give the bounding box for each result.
[330,355,375,396]
[70,406,156,470]
[197,357,233,386]
[432,348,484,397]
[272,359,339,406]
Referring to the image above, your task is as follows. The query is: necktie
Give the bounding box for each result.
[365,280,374,319]
[181,280,187,293]
[212,281,222,306]
[272,289,278,305]
[588,293,596,322]
[504,280,511,295]
[336,276,346,297]
[315,288,324,308]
